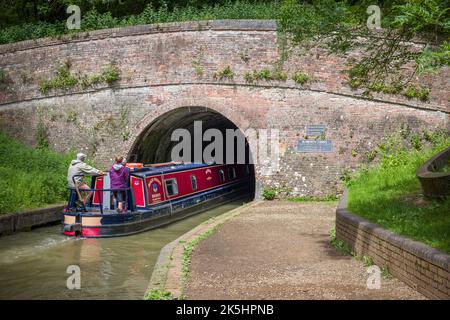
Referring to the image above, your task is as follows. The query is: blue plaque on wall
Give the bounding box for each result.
[306,124,327,137]
[297,140,333,153]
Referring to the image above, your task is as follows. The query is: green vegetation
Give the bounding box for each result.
[291,71,310,85]
[330,228,378,270]
[0,69,9,84]
[381,264,392,278]
[144,289,173,300]
[437,161,450,173]
[362,255,374,267]
[403,84,430,101]
[40,61,119,94]
[0,1,280,45]
[182,228,215,281]
[0,130,74,214]
[39,61,78,94]
[36,113,49,150]
[213,65,234,81]
[329,228,352,255]
[288,194,338,202]
[262,187,277,200]
[346,129,450,253]
[244,68,288,83]
[181,227,216,291]
[1,1,448,101]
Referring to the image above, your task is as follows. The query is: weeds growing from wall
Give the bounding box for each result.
[39,61,120,94]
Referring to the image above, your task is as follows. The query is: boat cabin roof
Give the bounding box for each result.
[130,162,211,177]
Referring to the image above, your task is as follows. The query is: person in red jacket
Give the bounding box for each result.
[109,156,130,213]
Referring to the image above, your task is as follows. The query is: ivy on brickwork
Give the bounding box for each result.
[39,60,120,94]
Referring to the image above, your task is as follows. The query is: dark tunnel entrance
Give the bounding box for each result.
[128,107,255,198]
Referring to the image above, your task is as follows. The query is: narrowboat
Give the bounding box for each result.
[62,162,253,238]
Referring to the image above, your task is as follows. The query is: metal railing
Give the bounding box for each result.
[70,174,131,215]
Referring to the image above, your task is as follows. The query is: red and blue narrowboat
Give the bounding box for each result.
[62,162,253,238]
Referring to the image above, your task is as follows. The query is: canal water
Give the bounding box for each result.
[0,201,244,300]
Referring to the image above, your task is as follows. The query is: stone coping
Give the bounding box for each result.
[416,146,450,197]
[337,189,449,272]
[0,19,438,54]
[0,203,64,236]
[0,20,277,54]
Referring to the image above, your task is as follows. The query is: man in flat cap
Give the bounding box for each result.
[67,153,104,206]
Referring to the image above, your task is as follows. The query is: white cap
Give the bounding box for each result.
[76,153,87,161]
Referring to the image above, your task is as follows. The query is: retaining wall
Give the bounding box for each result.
[336,191,449,299]
[0,204,64,236]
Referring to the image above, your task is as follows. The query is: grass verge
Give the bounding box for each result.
[180,227,218,299]
[144,289,173,300]
[346,131,450,253]
[0,130,75,214]
[288,194,339,202]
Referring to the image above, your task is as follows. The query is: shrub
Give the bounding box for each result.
[262,187,277,200]
[101,64,120,83]
[213,65,234,80]
[292,71,310,85]
[39,61,78,94]
[403,85,430,101]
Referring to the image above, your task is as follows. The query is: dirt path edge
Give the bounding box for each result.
[144,200,261,300]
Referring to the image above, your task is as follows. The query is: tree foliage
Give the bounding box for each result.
[0,1,448,98]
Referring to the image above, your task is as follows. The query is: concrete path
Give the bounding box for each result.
[185,201,424,300]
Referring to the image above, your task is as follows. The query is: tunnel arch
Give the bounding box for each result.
[127,106,256,198]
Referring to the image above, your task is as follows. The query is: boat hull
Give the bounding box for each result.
[62,180,252,238]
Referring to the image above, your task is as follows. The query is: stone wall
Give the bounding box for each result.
[336,192,449,299]
[0,204,64,236]
[0,20,448,196]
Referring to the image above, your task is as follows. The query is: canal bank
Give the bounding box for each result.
[158,200,424,300]
[0,203,64,236]
[146,201,261,299]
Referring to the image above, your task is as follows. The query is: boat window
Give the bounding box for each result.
[228,167,236,180]
[191,175,197,191]
[165,178,178,197]
[245,165,250,176]
[219,170,225,183]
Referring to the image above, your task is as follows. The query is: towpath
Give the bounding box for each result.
[185,201,423,299]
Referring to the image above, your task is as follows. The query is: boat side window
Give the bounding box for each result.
[165,178,178,197]
[219,169,225,183]
[190,175,197,191]
[228,167,236,180]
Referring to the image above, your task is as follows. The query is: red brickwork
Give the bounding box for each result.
[0,20,448,196]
